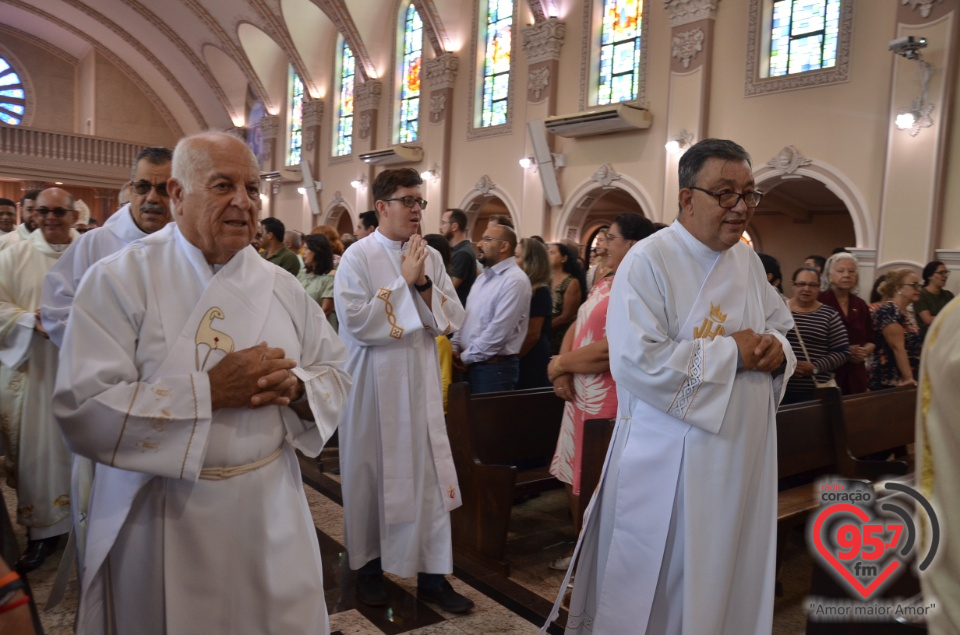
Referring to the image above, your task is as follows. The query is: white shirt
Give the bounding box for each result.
[452,257,531,364]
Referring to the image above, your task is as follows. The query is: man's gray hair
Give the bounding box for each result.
[677,138,752,191]
[131,146,173,181]
[172,132,258,194]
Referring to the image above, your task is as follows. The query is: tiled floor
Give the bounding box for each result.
[5,452,816,635]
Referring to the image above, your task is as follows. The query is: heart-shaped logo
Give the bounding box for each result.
[811,503,903,599]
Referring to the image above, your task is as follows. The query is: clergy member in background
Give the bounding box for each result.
[0,198,16,235]
[0,187,79,572]
[41,147,173,567]
[916,295,960,635]
[53,132,350,635]
[545,139,795,635]
[0,190,39,252]
[335,167,473,613]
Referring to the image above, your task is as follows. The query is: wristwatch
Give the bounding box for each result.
[414,276,432,292]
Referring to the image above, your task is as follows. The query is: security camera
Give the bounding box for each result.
[889,36,927,60]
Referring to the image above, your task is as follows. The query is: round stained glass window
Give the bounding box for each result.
[0,57,26,126]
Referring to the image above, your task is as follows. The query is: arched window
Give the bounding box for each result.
[480,0,513,127]
[335,39,356,157]
[398,3,423,143]
[287,67,304,166]
[768,0,840,76]
[0,56,26,126]
[597,0,643,105]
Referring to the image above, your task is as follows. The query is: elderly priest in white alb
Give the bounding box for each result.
[53,132,350,635]
[544,139,796,635]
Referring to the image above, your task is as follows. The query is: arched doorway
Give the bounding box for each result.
[567,186,646,270]
[749,176,856,281]
[463,195,515,243]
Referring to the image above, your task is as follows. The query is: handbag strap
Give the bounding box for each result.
[792,314,813,365]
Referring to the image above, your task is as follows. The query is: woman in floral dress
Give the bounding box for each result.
[547,213,654,569]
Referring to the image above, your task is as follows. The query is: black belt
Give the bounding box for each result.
[475,354,519,364]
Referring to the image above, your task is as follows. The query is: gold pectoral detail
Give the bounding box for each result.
[693,302,727,340]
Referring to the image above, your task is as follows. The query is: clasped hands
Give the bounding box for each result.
[730,329,784,374]
[401,234,429,287]
[208,342,303,410]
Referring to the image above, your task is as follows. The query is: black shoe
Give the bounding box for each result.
[17,535,61,573]
[418,580,475,614]
[356,573,388,607]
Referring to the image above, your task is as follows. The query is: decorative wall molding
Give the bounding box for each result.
[902,0,944,18]
[424,53,459,90]
[258,114,280,170]
[303,99,324,128]
[745,0,854,96]
[358,112,372,139]
[319,0,377,81]
[528,67,551,101]
[521,18,565,64]
[765,146,813,176]
[672,27,704,69]
[411,0,452,55]
[355,80,383,112]
[591,164,621,187]
[430,93,447,119]
[0,24,78,65]
[475,174,496,195]
[245,0,320,100]
[664,0,719,28]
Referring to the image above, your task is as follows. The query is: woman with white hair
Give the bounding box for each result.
[817,252,875,394]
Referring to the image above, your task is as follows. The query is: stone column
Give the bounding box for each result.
[423,52,458,210]
[661,0,719,223]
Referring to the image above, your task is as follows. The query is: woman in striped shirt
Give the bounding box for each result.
[783,267,851,404]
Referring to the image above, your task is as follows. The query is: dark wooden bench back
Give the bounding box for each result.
[580,418,615,502]
[834,386,916,478]
[776,388,841,480]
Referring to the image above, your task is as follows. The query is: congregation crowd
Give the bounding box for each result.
[0,134,957,634]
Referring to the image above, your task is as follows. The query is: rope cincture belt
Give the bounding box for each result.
[198,445,284,481]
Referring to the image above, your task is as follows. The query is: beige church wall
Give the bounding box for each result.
[707,0,897,247]
[93,53,177,147]
[749,213,856,286]
[0,34,75,132]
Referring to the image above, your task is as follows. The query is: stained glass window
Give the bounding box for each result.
[0,57,26,126]
[287,67,304,165]
[769,0,841,76]
[598,0,643,106]
[335,41,356,157]
[398,4,423,143]
[481,0,513,128]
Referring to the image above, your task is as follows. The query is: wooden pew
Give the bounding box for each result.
[579,418,615,506]
[834,386,916,480]
[445,382,566,575]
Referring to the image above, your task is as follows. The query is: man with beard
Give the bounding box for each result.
[440,208,477,306]
[0,187,79,571]
[0,190,39,251]
[42,147,174,348]
[451,221,530,394]
[0,198,16,235]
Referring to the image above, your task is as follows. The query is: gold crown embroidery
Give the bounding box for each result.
[377,288,404,340]
[693,302,727,340]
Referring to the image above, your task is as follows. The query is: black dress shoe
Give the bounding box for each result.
[356,573,388,607]
[17,535,61,573]
[418,580,475,614]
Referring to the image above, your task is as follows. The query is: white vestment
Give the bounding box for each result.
[917,296,960,634]
[53,224,350,635]
[0,229,74,539]
[334,230,465,577]
[0,223,31,252]
[544,222,796,635]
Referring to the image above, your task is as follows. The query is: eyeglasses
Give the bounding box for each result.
[35,207,74,217]
[902,282,923,289]
[380,196,427,210]
[132,180,169,197]
[480,236,507,243]
[935,270,949,276]
[689,186,763,209]
[793,282,820,288]
[606,233,623,241]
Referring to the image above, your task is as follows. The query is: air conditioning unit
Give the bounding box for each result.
[544,102,652,138]
[359,144,424,165]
